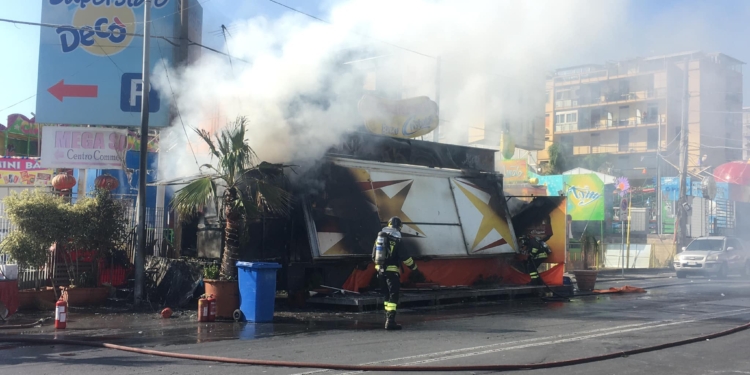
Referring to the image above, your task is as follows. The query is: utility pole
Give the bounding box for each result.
[179,0,189,65]
[676,59,690,253]
[432,56,441,143]
[134,0,152,306]
[656,115,662,235]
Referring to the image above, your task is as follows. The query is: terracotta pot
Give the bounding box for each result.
[61,286,109,307]
[18,287,57,311]
[573,270,598,291]
[204,279,239,319]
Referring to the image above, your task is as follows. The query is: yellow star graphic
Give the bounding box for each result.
[454,180,515,251]
[372,181,425,236]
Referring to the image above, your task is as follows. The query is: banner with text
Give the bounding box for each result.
[40,127,128,169]
[564,174,604,221]
[0,157,53,186]
[497,159,528,184]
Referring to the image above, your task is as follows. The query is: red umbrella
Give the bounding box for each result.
[714,161,750,185]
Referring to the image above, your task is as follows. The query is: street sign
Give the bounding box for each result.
[35,0,179,127]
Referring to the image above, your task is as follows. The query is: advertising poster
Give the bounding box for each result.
[564,174,604,221]
[0,157,53,186]
[40,126,128,169]
[497,159,528,184]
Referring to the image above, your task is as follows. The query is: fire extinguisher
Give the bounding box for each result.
[55,296,68,329]
[207,294,216,322]
[198,295,209,322]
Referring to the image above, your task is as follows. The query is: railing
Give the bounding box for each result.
[555,114,666,133]
[1,252,53,290]
[555,88,667,109]
[578,144,658,155]
[123,207,174,262]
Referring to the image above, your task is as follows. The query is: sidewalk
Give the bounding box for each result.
[567,268,675,282]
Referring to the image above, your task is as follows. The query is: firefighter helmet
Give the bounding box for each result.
[388,216,403,230]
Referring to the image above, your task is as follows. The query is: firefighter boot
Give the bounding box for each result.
[385,311,402,330]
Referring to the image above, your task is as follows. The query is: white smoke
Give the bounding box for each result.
[153,0,630,181]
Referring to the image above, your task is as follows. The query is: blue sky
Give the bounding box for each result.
[1,0,748,124]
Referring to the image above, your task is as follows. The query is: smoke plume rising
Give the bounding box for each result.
[154,0,630,181]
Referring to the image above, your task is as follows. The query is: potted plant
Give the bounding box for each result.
[0,230,56,310]
[172,117,292,319]
[62,189,129,306]
[2,189,128,307]
[573,231,599,291]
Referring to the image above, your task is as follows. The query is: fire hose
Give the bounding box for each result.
[0,318,49,330]
[2,320,750,371]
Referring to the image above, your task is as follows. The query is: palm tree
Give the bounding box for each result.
[172,116,292,279]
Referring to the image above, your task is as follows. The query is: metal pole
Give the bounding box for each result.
[621,219,625,276]
[626,190,632,269]
[134,0,152,306]
[677,59,690,252]
[656,115,662,235]
[432,56,441,143]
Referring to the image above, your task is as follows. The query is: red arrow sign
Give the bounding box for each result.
[48,80,98,102]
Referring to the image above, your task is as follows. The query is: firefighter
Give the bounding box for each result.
[519,235,551,286]
[372,216,422,330]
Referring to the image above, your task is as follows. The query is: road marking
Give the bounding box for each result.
[389,308,750,368]
[293,308,750,375]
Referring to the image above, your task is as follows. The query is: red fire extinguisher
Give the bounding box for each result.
[198,295,209,322]
[55,296,68,329]
[207,294,216,322]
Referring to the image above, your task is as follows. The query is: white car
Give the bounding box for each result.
[673,236,750,278]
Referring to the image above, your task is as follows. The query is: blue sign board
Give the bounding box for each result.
[36,0,178,127]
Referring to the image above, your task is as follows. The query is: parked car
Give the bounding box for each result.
[673,236,750,278]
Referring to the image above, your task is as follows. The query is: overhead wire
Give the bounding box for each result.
[266,0,436,60]
[151,21,200,168]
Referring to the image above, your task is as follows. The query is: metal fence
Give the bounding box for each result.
[124,207,175,261]
[0,200,174,289]
[1,252,53,290]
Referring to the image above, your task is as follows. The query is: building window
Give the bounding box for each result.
[647,129,658,150]
[617,155,629,170]
[591,133,601,152]
[619,106,630,126]
[619,131,630,152]
[646,103,659,123]
[555,110,578,132]
[560,135,574,152]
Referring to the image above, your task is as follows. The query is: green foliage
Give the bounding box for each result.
[171,116,293,280]
[203,263,220,280]
[545,142,571,175]
[0,231,49,268]
[72,189,129,256]
[0,189,129,286]
[3,190,70,245]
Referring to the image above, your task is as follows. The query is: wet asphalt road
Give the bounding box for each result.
[2,274,750,374]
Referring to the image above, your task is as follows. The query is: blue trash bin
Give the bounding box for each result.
[236,262,282,323]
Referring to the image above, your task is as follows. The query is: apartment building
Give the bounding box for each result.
[539,51,744,180]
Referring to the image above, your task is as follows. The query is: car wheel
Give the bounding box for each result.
[716,264,728,279]
[676,271,686,279]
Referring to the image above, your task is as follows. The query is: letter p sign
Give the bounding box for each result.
[120,73,160,113]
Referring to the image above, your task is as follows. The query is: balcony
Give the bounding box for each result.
[573,144,659,156]
[555,88,667,110]
[554,114,666,134]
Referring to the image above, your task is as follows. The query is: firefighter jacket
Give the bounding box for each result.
[528,237,552,260]
[374,227,418,274]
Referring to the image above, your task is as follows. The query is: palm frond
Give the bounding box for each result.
[194,128,221,160]
[255,179,293,217]
[171,177,217,219]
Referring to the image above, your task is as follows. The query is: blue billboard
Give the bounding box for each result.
[35,0,178,127]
